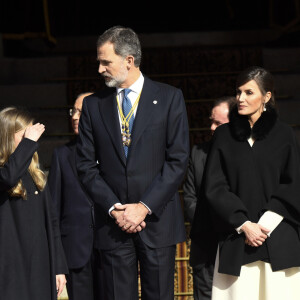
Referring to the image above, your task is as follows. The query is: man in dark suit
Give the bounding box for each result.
[76,26,190,300]
[48,92,103,300]
[184,96,235,300]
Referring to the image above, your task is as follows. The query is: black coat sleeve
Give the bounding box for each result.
[47,149,62,221]
[204,127,249,229]
[0,138,38,191]
[44,184,68,274]
[265,127,300,226]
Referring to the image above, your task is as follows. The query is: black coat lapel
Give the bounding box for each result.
[128,77,158,157]
[99,91,126,166]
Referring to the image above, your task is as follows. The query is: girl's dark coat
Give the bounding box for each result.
[0,138,68,299]
[204,106,300,276]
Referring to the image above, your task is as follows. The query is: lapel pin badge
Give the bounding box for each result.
[153,100,158,104]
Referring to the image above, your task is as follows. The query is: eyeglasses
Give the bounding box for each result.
[69,108,82,116]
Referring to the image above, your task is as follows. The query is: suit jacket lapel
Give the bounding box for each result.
[99,91,126,166]
[128,77,158,158]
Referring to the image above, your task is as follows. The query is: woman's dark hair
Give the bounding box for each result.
[236,66,275,109]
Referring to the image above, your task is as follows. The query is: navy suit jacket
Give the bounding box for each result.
[76,76,189,250]
[48,138,94,269]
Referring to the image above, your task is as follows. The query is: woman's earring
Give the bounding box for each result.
[263,102,266,111]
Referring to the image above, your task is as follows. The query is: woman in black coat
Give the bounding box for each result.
[202,67,300,300]
[0,107,68,300]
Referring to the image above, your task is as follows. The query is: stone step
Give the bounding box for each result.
[30,107,71,134]
[273,73,300,98]
[262,47,300,71]
[0,57,68,84]
[276,98,300,124]
[0,83,67,107]
[4,29,280,58]
[0,46,298,84]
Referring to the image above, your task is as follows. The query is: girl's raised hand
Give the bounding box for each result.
[24,123,45,142]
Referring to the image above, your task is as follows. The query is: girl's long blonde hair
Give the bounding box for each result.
[0,107,46,199]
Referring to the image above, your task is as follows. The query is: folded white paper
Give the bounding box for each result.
[258,210,283,237]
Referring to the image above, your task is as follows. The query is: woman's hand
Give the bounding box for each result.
[242,222,270,247]
[56,274,67,297]
[24,123,45,142]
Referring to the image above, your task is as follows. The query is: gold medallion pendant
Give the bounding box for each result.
[117,91,141,148]
[124,135,131,147]
[121,121,132,146]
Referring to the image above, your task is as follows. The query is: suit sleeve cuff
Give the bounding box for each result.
[139,201,152,215]
[108,203,122,217]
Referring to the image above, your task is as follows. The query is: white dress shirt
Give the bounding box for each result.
[116,72,144,126]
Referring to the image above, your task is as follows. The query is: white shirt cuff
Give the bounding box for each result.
[236,220,250,234]
[139,201,152,215]
[108,203,122,217]
[258,210,283,237]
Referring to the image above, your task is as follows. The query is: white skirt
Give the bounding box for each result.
[212,247,300,300]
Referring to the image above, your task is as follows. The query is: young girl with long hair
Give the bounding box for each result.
[0,107,68,300]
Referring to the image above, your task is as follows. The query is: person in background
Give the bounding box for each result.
[48,92,104,300]
[76,26,189,300]
[200,66,300,300]
[184,96,235,300]
[0,106,68,300]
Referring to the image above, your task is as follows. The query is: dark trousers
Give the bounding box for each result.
[192,263,214,300]
[66,249,104,300]
[190,241,215,300]
[98,234,176,300]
